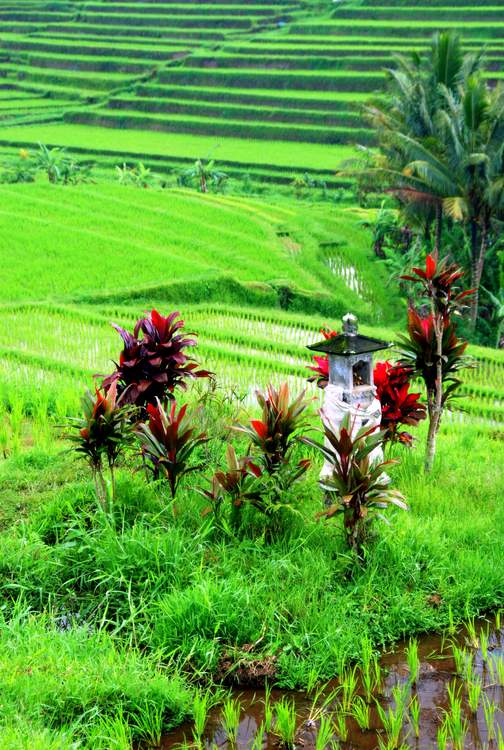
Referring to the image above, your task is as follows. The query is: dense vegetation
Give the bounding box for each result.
[0,0,503,747]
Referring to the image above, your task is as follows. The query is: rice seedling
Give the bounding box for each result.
[409,694,420,738]
[437,719,449,750]
[375,685,408,750]
[221,696,241,746]
[263,683,274,733]
[466,676,482,714]
[192,689,213,748]
[405,638,420,685]
[496,610,502,631]
[333,711,348,743]
[360,636,375,702]
[482,694,498,742]
[273,696,297,750]
[87,709,133,750]
[479,624,490,662]
[315,716,338,750]
[339,666,358,712]
[498,727,504,750]
[465,617,479,649]
[451,643,470,678]
[443,682,468,750]
[351,695,370,731]
[493,655,504,685]
[251,722,266,750]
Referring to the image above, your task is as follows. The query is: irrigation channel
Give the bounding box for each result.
[162,619,504,749]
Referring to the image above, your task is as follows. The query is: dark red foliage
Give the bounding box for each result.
[137,400,208,499]
[102,310,211,408]
[373,360,426,444]
[401,254,474,318]
[307,327,339,388]
[397,305,470,400]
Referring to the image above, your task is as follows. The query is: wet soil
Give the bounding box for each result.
[162,620,504,749]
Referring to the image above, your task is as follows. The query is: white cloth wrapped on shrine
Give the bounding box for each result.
[320,384,383,479]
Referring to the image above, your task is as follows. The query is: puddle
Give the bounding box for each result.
[161,619,504,749]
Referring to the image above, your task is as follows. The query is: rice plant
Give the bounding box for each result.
[273,696,297,750]
[405,638,420,685]
[375,684,408,750]
[263,683,274,733]
[221,696,241,746]
[131,700,164,747]
[339,666,358,712]
[192,689,213,748]
[443,682,468,750]
[315,716,337,750]
[251,722,266,750]
[351,695,370,731]
[409,694,420,738]
[466,676,482,714]
[479,624,490,662]
[482,694,498,742]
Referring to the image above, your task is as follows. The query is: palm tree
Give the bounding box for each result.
[346,32,504,332]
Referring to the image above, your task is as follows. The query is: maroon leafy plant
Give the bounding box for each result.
[136,400,208,500]
[399,254,474,471]
[67,382,136,508]
[301,413,408,556]
[102,310,211,410]
[373,360,426,445]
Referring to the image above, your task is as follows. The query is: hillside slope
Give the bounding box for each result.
[0,0,502,180]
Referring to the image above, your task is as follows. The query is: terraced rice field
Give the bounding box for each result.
[0,183,502,429]
[0,0,502,180]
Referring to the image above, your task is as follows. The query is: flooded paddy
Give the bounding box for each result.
[162,619,504,749]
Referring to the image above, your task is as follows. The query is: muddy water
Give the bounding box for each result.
[162,621,504,749]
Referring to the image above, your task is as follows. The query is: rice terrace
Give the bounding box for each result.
[1,0,504,746]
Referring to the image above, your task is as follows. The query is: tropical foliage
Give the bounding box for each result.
[67,383,136,506]
[399,254,473,470]
[102,310,211,409]
[301,414,408,555]
[349,31,504,342]
[136,400,208,500]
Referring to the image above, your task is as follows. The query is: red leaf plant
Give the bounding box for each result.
[102,310,212,410]
[197,444,264,527]
[136,399,208,500]
[373,360,426,445]
[307,327,339,388]
[301,412,408,556]
[233,382,310,474]
[399,254,474,471]
[67,382,136,507]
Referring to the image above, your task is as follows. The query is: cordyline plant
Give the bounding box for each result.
[67,382,136,509]
[399,254,474,471]
[136,400,208,500]
[198,444,263,528]
[102,310,211,410]
[373,360,426,445]
[233,383,310,473]
[213,383,312,522]
[301,413,408,556]
[307,327,339,388]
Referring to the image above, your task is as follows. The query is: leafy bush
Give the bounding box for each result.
[0,149,37,184]
[102,309,211,409]
[116,161,158,188]
[373,361,426,445]
[36,143,93,185]
[302,413,407,555]
[399,254,474,470]
[137,400,208,500]
[233,383,309,474]
[67,383,135,507]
